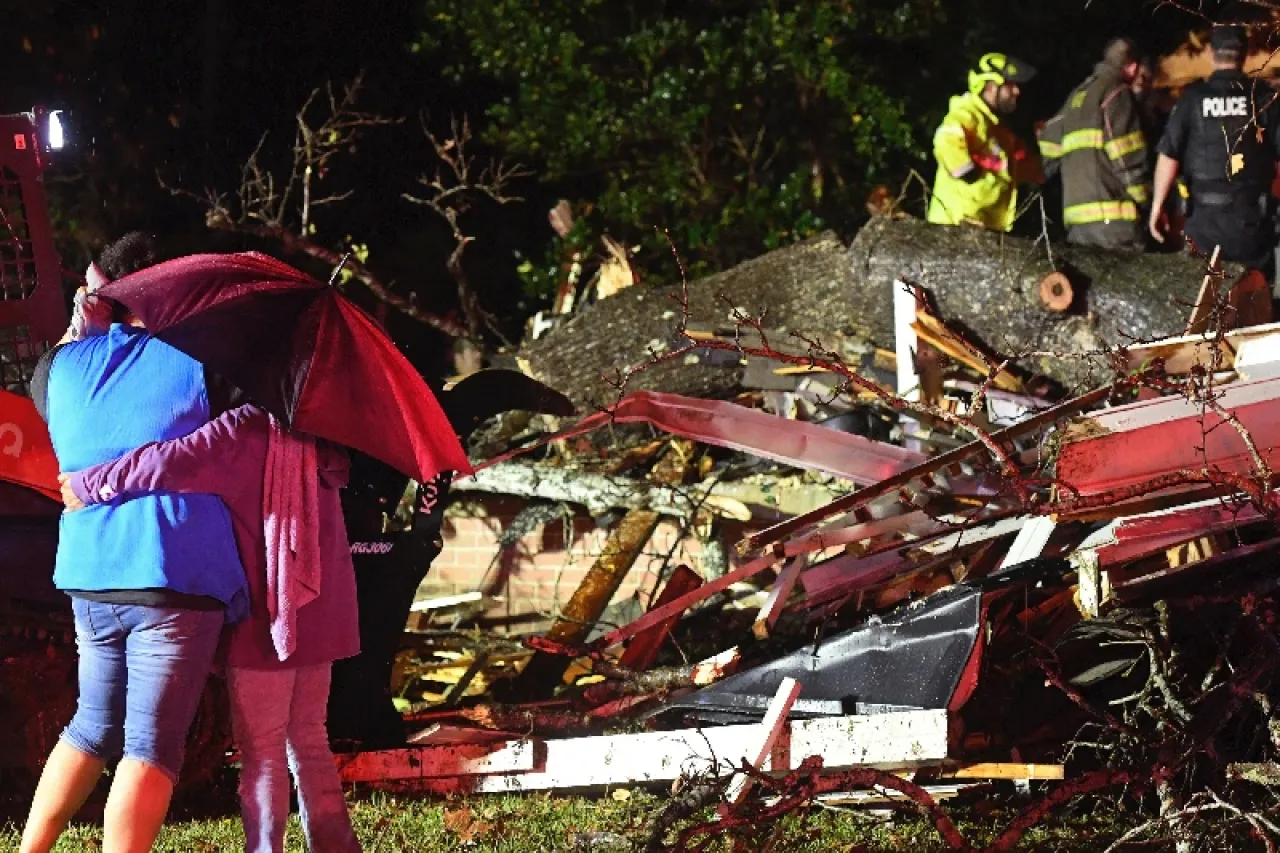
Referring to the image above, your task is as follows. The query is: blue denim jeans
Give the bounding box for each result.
[61,598,223,783]
[227,664,362,853]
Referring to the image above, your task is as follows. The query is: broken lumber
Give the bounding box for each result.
[997,517,1058,570]
[724,677,802,806]
[941,762,1065,781]
[581,645,742,708]
[752,557,805,640]
[336,739,538,783]
[740,378,1129,554]
[1184,245,1223,335]
[1121,319,1280,376]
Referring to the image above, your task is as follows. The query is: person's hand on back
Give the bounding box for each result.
[57,473,85,512]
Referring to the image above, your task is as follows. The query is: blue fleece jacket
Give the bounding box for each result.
[45,325,247,621]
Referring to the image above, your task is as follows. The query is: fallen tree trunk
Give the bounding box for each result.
[520,232,864,407]
[847,217,1247,390]
[521,219,1249,405]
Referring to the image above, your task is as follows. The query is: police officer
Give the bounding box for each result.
[1150,25,1280,274]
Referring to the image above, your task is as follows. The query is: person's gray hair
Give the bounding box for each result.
[1103,37,1139,68]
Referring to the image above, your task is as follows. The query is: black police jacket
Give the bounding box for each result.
[1157,69,1280,202]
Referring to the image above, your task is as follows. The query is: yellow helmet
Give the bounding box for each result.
[968,53,1037,94]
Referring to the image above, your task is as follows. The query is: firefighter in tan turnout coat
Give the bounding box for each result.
[1038,38,1151,249]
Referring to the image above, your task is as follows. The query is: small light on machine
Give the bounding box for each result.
[26,106,66,155]
[47,111,64,151]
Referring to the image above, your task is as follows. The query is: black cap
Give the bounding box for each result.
[1210,25,1247,54]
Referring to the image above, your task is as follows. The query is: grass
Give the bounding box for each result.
[0,789,1146,852]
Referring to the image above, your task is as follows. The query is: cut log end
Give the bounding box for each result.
[1038,272,1074,312]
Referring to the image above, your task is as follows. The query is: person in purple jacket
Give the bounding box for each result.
[60,403,363,853]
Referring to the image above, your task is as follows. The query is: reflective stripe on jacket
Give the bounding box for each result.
[928,92,1040,232]
[1038,62,1150,228]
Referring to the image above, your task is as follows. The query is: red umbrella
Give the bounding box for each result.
[98,252,472,482]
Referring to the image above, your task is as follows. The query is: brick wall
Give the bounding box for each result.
[420,495,716,630]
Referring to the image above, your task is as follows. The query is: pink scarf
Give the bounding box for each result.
[263,415,322,661]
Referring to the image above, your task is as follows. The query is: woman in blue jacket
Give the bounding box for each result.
[20,233,248,853]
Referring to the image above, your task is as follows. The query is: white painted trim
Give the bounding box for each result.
[415,710,949,794]
[997,516,1057,570]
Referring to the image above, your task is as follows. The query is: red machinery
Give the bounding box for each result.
[0,107,67,397]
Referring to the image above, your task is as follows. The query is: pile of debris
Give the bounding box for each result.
[350,220,1280,850]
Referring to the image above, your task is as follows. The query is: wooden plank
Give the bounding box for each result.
[724,678,802,805]
[797,784,974,806]
[911,515,1030,557]
[336,740,538,783]
[420,710,949,794]
[941,762,1064,780]
[619,565,704,672]
[407,725,527,746]
[1094,499,1262,566]
[911,315,1022,392]
[894,278,922,402]
[798,550,961,612]
[1184,245,1223,335]
[1072,550,1105,619]
[997,516,1057,570]
[409,591,486,613]
[800,548,912,601]
[752,557,806,640]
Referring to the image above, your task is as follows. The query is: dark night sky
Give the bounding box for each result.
[0,0,547,370]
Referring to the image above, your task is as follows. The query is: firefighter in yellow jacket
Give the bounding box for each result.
[1038,38,1150,249]
[928,53,1043,231]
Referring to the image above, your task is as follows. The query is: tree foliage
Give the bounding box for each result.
[417,0,942,288]
[415,0,1202,302]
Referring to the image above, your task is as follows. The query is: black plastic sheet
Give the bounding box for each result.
[661,583,984,724]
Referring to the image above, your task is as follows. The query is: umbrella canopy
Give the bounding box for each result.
[440,369,576,442]
[99,252,471,483]
[0,389,59,500]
